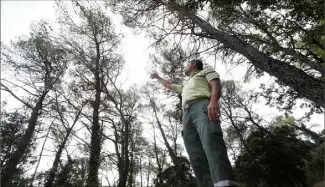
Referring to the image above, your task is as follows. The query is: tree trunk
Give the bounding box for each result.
[118,165,128,187]
[86,41,102,187]
[1,93,46,186]
[128,151,134,187]
[86,87,101,187]
[123,123,131,187]
[159,0,324,107]
[118,168,128,187]
[117,123,130,187]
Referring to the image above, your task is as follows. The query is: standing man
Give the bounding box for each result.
[150,60,237,187]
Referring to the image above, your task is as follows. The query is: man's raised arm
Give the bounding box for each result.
[150,72,182,92]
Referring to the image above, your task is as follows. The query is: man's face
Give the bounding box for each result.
[185,62,195,76]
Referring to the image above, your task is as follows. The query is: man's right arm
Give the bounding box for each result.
[151,72,182,92]
[156,76,176,90]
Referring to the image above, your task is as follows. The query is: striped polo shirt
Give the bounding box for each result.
[172,68,220,109]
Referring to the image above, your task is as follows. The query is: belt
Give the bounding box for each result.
[184,97,209,109]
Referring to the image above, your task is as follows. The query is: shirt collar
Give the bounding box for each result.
[190,70,201,77]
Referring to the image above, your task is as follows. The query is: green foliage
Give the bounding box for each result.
[0,110,36,187]
[274,116,295,126]
[257,82,324,120]
[234,125,314,187]
[33,157,89,187]
[52,157,88,187]
[154,156,197,187]
[304,142,324,186]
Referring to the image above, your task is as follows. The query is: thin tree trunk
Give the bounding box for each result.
[53,156,74,186]
[103,83,130,187]
[151,99,178,164]
[241,104,270,134]
[1,93,47,186]
[173,139,177,157]
[157,0,324,107]
[293,123,323,144]
[153,129,163,184]
[44,118,80,187]
[101,70,134,187]
[110,121,124,187]
[146,159,151,187]
[226,111,252,156]
[140,157,143,187]
[29,125,51,187]
[44,131,69,187]
[156,115,178,163]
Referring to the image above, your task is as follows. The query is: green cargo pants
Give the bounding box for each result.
[182,99,237,187]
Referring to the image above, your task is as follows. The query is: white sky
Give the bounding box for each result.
[1,0,324,185]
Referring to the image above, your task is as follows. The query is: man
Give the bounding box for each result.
[150,60,237,187]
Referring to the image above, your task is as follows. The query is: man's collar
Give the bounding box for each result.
[190,70,201,77]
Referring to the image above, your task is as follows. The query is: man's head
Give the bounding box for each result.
[185,59,203,76]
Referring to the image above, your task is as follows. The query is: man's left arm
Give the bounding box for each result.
[204,69,222,121]
[209,78,222,102]
[208,78,222,121]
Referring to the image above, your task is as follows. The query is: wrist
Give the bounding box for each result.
[210,95,219,103]
[210,98,219,103]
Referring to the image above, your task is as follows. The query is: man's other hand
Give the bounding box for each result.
[207,101,220,121]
